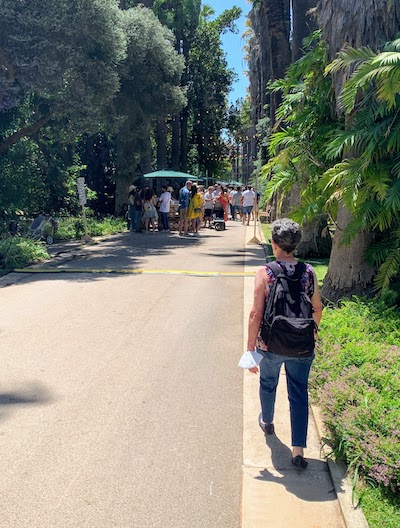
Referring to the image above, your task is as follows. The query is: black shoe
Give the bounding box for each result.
[259,414,275,435]
[292,455,308,469]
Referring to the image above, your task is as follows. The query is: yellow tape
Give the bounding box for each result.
[14,268,255,277]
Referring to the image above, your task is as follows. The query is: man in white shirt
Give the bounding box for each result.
[241,186,256,226]
[158,185,172,231]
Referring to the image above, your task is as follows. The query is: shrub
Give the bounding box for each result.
[0,238,49,270]
[55,215,125,240]
[310,298,400,495]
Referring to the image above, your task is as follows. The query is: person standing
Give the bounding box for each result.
[246,219,323,469]
[178,180,192,236]
[187,184,204,236]
[142,188,157,233]
[203,186,215,227]
[129,185,143,233]
[231,187,242,221]
[158,185,172,232]
[241,186,256,226]
[213,184,221,197]
[229,187,236,220]
[216,187,230,222]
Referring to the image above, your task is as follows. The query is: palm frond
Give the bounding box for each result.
[374,245,400,291]
[326,45,375,75]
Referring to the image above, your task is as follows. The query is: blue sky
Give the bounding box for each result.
[207,0,250,105]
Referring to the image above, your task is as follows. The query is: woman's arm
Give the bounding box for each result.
[246,267,268,374]
[311,271,323,328]
[247,268,268,350]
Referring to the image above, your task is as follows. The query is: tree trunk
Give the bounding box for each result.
[180,36,190,173]
[263,0,291,126]
[296,215,332,259]
[140,130,152,176]
[321,204,374,302]
[156,120,167,170]
[180,106,189,173]
[316,0,400,300]
[171,114,180,170]
[115,125,135,215]
[291,0,317,62]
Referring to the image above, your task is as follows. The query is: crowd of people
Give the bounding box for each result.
[127,180,261,235]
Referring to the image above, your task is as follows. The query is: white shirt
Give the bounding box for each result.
[204,191,214,209]
[242,189,255,207]
[158,191,171,213]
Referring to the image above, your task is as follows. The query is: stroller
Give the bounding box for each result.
[27,214,58,244]
[211,205,226,231]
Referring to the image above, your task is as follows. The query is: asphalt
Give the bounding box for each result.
[1,224,369,528]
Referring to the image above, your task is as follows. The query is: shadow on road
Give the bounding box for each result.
[1,229,265,286]
[0,381,54,422]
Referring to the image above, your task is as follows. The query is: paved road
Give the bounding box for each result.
[0,223,260,528]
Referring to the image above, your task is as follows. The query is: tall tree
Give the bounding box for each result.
[113,6,185,211]
[189,7,240,179]
[316,0,400,301]
[0,0,127,154]
[153,0,201,171]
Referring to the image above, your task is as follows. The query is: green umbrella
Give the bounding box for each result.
[143,170,198,180]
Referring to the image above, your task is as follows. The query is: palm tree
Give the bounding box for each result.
[316,0,400,301]
[292,0,317,61]
[322,39,400,291]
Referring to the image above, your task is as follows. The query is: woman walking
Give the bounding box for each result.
[246,219,323,468]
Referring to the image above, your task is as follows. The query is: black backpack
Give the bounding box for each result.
[260,261,316,357]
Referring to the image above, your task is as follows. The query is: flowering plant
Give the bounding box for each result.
[310,298,400,494]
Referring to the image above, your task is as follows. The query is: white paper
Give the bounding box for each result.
[238,350,264,369]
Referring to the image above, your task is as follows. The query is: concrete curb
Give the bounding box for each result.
[311,406,369,528]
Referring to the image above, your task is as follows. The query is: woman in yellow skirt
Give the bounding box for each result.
[188,184,204,236]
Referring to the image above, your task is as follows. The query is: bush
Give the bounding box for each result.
[310,298,400,495]
[0,238,49,270]
[55,215,126,240]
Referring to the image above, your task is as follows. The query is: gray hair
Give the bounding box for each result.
[271,218,302,253]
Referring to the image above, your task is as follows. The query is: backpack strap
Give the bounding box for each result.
[265,261,284,277]
[263,262,283,323]
[267,261,306,280]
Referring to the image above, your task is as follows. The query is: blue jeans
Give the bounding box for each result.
[258,348,314,447]
[131,207,143,232]
[160,211,169,231]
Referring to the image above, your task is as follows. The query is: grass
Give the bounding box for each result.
[55,215,126,240]
[356,486,400,528]
[0,238,49,270]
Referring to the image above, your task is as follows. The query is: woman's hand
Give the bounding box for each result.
[248,367,259,374]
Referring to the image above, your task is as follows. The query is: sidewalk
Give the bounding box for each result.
[241,223,366,528]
